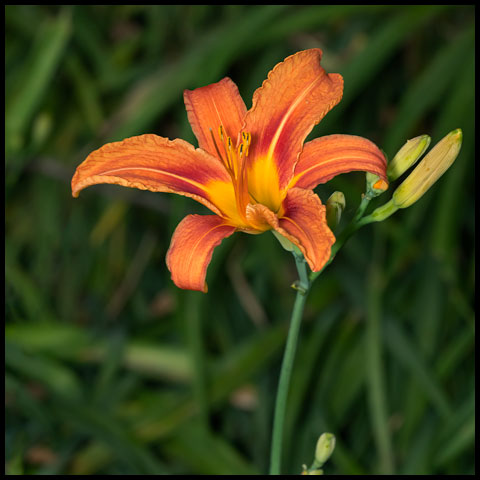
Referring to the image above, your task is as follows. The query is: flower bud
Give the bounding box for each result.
[387,134,431,181]
[365,172,389,199]
[326,191,345,230]
[314,433,335,467]
[392,129,462,209]
[301,467,323,475]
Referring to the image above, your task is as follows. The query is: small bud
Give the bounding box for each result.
[365,172,389,199]
[326,191,345,230]
[302,468,323,475]
[387,134,431,181]
[291,280,308,295]
[314,433,335,467]
[392,129,462,209]
[302,465,323,475]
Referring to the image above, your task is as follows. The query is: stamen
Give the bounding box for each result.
[225,136,235,173]
[236,131,252,216]
[209,128,227,168]
[213,125,236,174]
[212,125,253,224]
[241,132,251,157]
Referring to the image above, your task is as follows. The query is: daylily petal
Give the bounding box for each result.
[166,214,236,293]
[244,202,278,233]
[243,48,343,209]
[184,77,247,157]
[71,134,234,217]
[278,188,335,272]
[291,134,387,190]
[246,188,335,272]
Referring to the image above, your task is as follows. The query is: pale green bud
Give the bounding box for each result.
[326,191,345,230]
[301,468,323,475]
[387,134,431,181]
[314,433,336,467]
[392,129,462,209]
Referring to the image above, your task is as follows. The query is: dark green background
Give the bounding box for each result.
[5,5,475,475]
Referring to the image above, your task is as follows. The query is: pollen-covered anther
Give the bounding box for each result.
[240,131,251,157]
[210,125,251,221]
[212,125,235,175]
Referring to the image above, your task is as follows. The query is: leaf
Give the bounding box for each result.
[383,319,451,418]
[6,9,71,157]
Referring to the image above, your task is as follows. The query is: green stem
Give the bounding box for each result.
[268,190,390,473]
[359,199,398,227]
[269,252,310,475]
[354,193,373,222]
[185,292,209,431]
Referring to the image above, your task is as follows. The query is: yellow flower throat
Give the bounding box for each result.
[208,125,283,227]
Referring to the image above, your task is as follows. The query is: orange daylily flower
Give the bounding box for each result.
[72,49,387,292]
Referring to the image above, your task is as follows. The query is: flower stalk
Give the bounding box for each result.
[270,251,310,475]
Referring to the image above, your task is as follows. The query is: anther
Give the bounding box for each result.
[209,127,226,166]
[241,132,251,157]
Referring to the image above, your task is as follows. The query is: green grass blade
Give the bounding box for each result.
[384,319,451,418]
[6,9,71,157]
[383,25,474,154]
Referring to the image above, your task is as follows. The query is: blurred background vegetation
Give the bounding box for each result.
[5,5,475,475]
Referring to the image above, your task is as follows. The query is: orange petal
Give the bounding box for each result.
[166,214,236,292]
[278,188,335,272]
[247,188,335,272]
[184,77,247,157]
[71,134,233,216]
[243,49,343,203]
[291,134,387,190]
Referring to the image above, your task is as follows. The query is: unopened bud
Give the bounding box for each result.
[302,467,323,475]
[392,129,462,209]
[366,172,389,200]
[326,192,345,230]
[314,433,335,467]
[387,135,431,181]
